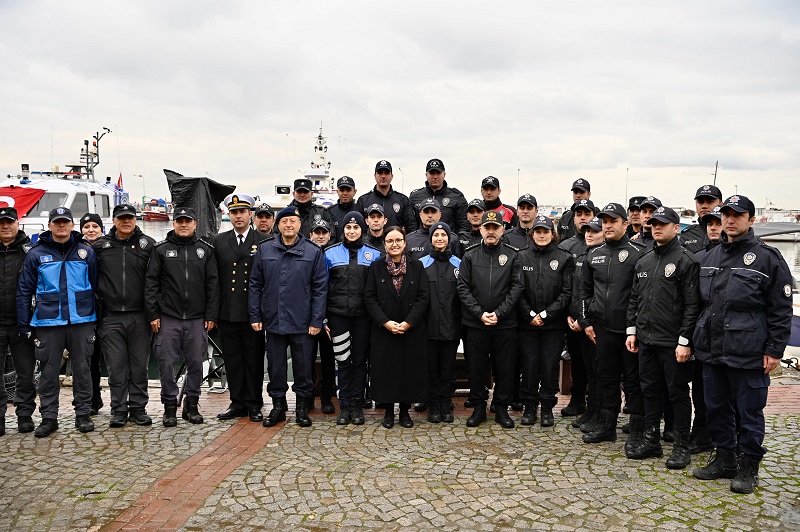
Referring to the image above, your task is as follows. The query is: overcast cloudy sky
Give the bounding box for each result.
[2,1,799,210]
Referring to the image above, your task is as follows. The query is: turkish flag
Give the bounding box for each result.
[117,172,123,189]
[0,187,47,218]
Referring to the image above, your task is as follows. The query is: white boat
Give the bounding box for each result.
[753,204,800,242]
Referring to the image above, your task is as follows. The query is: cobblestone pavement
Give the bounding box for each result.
[1,384,799,531]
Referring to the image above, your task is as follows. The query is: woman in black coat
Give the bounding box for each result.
[364,226,430,428]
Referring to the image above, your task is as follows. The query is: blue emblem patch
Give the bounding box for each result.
[41,255,53,263]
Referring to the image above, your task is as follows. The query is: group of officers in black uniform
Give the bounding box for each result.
[0,157,792,496]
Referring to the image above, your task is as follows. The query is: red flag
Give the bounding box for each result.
[117,172,123,189]
[0,187,47,218]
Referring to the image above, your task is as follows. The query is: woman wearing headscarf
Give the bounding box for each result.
[364,226,429,428]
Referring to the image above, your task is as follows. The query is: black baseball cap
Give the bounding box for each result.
[113,204,137,218]
[628,196,646,210]
[532,215,554,231]
[364,203,385,216]
[294,178,313,192]
[721,195,755,217]
[375,160,392,173]
[646,206,680,225]
[467,199,486,212]
[574,199,596,213]
[426,158,445,173]
[254,203,274,217]
[420,198,441,212]
[481,176,500,189]
[517,194,537,207]
[695,184,723,201]
[571,178,590,192]
[584,216,603,232]
[311,219,330,232]
[640,196,662,210]
[49,207,74,223]
[700,206,722,224]
[173,207,196,221]
[337,176,356,189]
[481,211,503,227]
[599,202,628,221]
[0,207,19,221]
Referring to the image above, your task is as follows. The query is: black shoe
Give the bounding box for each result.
[621,422,631,434]
[129,409,153,426]
[540,407,554,427]
[662,430,676,443]
[466,405,487,427]
[573,408,597,430]
[382,410,395,429]
[413,402,428,412]
[321,397,336,415]
[495,408,514,429]
[521,403,538,426]
[336,404,351,426]
[295,398,312,427]
[18,416,35,433]
[688,434,715,455]
[427,401,441,423]
[624,415,645,457]
[248,409,263,422]
[560,400,586,417]
[162,399,178,427]
[217,407,247,420]
[75,415,95,433]
[182,396,204,424]
[0,417,4,436]
[89,399,103,416]
[666,434,692,470]
[362,397,374,409]
[263,398,287,427]
[109,411,128,428]
[693,448,738,480]
[440,400,454,423]
[730,455,760,494]
[628,425,663,460]
[464,398,475,408]
[351,404,365,425]
[35,418,59,438]
[399,409,414,428]
[510,401,524,412]
[583,410,618,444]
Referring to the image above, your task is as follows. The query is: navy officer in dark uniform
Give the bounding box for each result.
[692,195,793,494]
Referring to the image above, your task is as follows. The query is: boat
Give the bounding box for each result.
[0,128,127,240]
[753,203,800,242]
[140,198,171,221]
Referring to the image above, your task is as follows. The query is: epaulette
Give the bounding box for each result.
[363,243,381,253]
[464,242,482,253]
[628,239,647,249]
[501,242,520,252]
[449,186,464,195]
[681,247,700,263]
[22,241,38,253]
[680,223,700,233]
[198,238,215,249]
[154,239,170,247]
[641,247,655,257]
[410,187,424,194]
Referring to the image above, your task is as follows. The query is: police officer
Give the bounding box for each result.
[364,203,388,253]
[254,203,275,234]
[249,206,328,428]
[327,176,358,242]
[214,194,271,423]
[459,199,486,249]
[692,195,793,494]
[307,219,337,413]
[93,204,156,428]
[625,206,701,469]
[79,213,105,415]
[480,176,517,228]
[409,158,468,234]
[0,207,35,435]
[625,196,646,238]
[580,203,647,454]
[288,178,334,238]
[681,185,723,254]
[406,198,461,260]
[145,207,220,427]
[503,194,538,250]
[558,178,591,240]
[17,207,99,437]
[633,196,662,247]
[457,210,523,428]
[355,160,417,232]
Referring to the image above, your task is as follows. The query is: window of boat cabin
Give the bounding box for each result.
[71,193,90,219]
[94,194,110,218]
[30,192,68,217]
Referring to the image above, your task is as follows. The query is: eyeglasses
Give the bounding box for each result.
[385,238,405,245]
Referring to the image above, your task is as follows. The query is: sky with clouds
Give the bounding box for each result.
[2,1,799,210]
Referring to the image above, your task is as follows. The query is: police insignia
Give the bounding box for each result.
[139,238,148,249]
[743,252,756,265]
[166,250,178,258]
[314,214,321,221]
[549,260,559,271]
[618,250,629,263]
[78,249,88,260]
[22,244,32,252]
[103,241,111,248]
[498,254,508,266]
[393,203,400,213]
[365,252,372,261]
[442,197,450,206]
[196,248,205,259]
[664,263,676,278]
[784,284,792,298]
[454,267,459,278]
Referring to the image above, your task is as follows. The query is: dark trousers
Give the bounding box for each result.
[99,312,151,412]
[567,329,598,408]
[595,326,643,415]
[428,339,459,402]
[266,332,314,399]
[35,323,96,418]
[518,329,563,408]
[90,336,105,408]
[0,325,36,417]
[218,320,265,411]
[703,363,769,458]
[328,314,371,406]
[691,359,707,432]
[312,328,336,397]
[638,342,693,434]
[465,327,517,406]
[153,316,207,402]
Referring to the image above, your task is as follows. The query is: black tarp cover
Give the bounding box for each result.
[164,169,235,242]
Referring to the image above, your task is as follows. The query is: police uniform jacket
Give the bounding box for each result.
[503,226,530,250]
[409,181,468,234]
[518,242,574,331]
[289,199,334,240]
[93,226,155,313]
[635,229,655,248]
[457,242,523,330]
[248,235,328,334]
[458,228,482,249]
[144,230,219,322]
[1,230,30,326]
[692,229,793,369]
[366,232,386,254]
[213,229,271,322]
[483,198,518,228]
[680,221,708,254]
[558,232,587,260]
[692,240,719,263]
[17,231,98,332]
[568,246,595,321]
[324,240,381,316]
[420,250,462,341]
[406,226,462,260]
[558,207,577,240]
[625,237,701,347]
[355,186,417,232]
[326,200,356,242]
[579,236,645,333]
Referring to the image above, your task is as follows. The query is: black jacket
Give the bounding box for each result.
[355,186,417,232]
[326,200,356,242]
[558,232,587,260]
[0,231,30,325]
[323,240,381,316]
[144,231,219,322]
[93,227,156,314]
[626,237,701,347]
[693,229,793,369]
[213,229,272,322]
[366,232,386,255]
[290,199,334,239]
[633,229,655,249]
[409,181,468,234]
[692,240,719,263]
[421,250,462,341]
[457,242,523,329]
[580,236,646,333]
[568,244,600,321]
[680,221,708,254]
[406,226,462,260]
[503,226,530,250]
[518,242,574,331]
[458,228,482,249]
[558,207,576,240]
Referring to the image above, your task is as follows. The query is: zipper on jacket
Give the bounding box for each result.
[121,243,127,312]
[184,245,189,319]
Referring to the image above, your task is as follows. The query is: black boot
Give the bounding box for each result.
[521,403,538,426]
[688,426,715,455]
[540,406,554,427]
[18,416,35,433]
[109,411,129,428]
[560,398,586,417]
[350,402,365,425]
[624,415,645,457]
[75,415,95,433]
[34,418,59,438]
[263,396,287,427]
[494,406,514,429]
[693,448,738,480]
[296,396,312,427]
[466,403,487,427]
[382,404,395,429]
[336,401,351,425]
[427,400,441,423]
[129,409,153,426]
[628,425,663,460]
[666,432,692,470]
[574,407,598,430]
[399,405,414,428]
[583,410,617,443]
[730,454,760,494]
[321,396,336,415]
[413,402,427,412]
[182,396,204,424]
[162,399,178,427]
[440,399,454,423]
[0,417,4,436]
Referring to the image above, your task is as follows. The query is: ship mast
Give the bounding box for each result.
[306,124,333,189]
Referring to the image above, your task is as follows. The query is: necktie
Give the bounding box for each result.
[238,234,244,247]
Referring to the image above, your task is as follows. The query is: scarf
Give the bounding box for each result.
[386,253,407,295]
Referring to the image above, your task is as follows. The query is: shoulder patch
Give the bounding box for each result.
[501,242,520,252]
[155,239,169,247]
[464,242,481,253]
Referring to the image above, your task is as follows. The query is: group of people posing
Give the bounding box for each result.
[0,158,792,496]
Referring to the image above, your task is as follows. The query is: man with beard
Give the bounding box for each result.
[406,198,461,260]
[409,158,468,234]
[355,160,417,232]
[253,204,275,235]
[480,176,517,229]
[681,185,723,253]
[504,194,538,250]
[626,196,646,238]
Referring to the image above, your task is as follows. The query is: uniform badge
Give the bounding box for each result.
[664,263,676,278]
[549,260,559,271]
[498,254,508,266]
[454,267,459,278]
[442,197,450,206]
[22,243,32,253]
[77,249,88,260]
[196,247,205,259]
[251,245,257,254]
[743,252,756,265]
[103,241,111,248]
[618,250,629,263]
[393,203,400,213]
[784,284,792,298]
[139,238,148,249]
[166,250,178,258]
[364,251,373,261]
[33,338,42,348]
